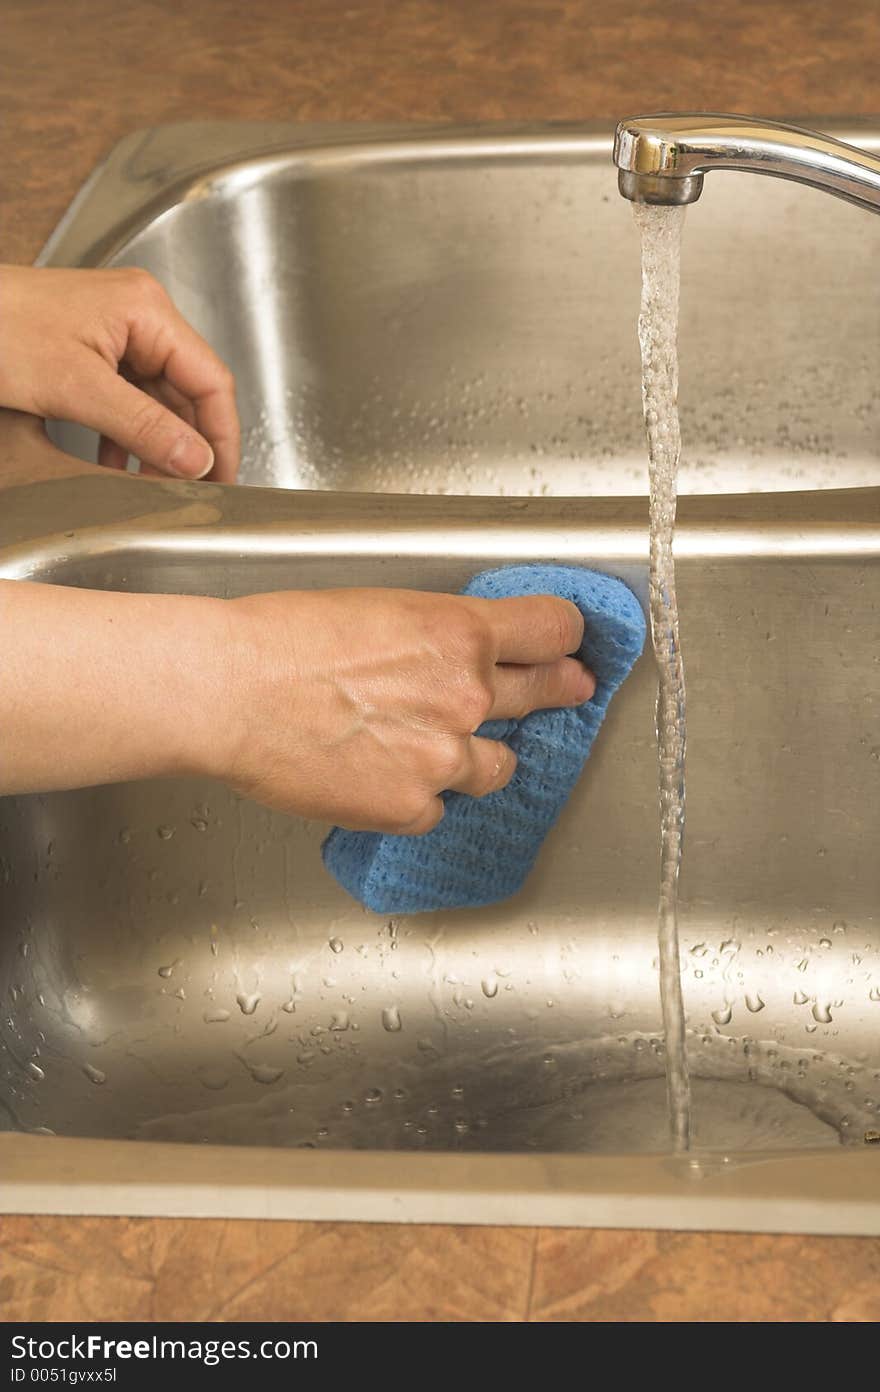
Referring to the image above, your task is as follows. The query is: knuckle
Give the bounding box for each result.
[127,396,168,449]
[450,607,488,661]
[512,668,540,720]
[429,738,466,788]
[388,792,433,835]
[547,600,575,654]
[122,266,166,304]
[216,360,236,393]
[457,678,494,730]
[409,803,444,837]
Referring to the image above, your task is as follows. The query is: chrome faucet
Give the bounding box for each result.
[613,113,880,214]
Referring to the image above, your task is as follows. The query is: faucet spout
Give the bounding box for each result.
[613,114,880,213]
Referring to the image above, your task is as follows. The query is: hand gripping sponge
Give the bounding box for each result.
[322,565,646,914]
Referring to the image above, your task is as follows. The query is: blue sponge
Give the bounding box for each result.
[322,565,646,914]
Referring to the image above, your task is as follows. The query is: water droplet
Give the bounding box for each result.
[793,990,810,1005]
[481,975,499,999]
[330,1011,349,1031]
[745,993,765,1013]
[249,1064,283,1085]
[82,1063,106,1085]
[190,818,208,833]
[157,962,177,979]
[203,1007,230,1023]
[118,827,132,845]
[812,1001,833,1024]
[157,825,174,841]
[796,959,809,972]
[690,942,708,957]
[26,1060,45,1082]
[833,920,847,934]
[382,1005,402,1032]
[712,1003,733,1026]
[199,1068,229,1091]
[819,937,832,949]
[454,1117,470,1135]
[236,991,260,1016]
[364,1087,383,1105]
[329,937,344,954]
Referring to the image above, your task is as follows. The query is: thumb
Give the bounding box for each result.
[82,369,214,479]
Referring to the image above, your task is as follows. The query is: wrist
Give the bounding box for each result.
[161,592,241,785]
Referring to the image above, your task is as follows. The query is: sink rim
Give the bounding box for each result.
[3,1131,880,1234]
[36,116,880,272]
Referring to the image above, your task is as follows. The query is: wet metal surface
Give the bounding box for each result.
[1,123,878,1170]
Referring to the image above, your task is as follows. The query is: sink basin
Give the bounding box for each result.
[42,120,880,496]
[1,122,879,1229]
[1,473,879,1227]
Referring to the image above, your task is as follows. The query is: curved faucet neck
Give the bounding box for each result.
[613,113,880,213]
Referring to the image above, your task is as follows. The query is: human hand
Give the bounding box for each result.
[220,588,595,833]
[0,264,239,481]
[1,583,592,837]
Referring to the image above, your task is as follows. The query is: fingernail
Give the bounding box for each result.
[168,436,214,480]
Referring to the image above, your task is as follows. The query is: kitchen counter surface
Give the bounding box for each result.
[3,0,879,266]
[4,1216,880,1322]
[2,0,879,1322]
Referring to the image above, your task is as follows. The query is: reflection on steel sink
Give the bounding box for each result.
[42,120,880,496]
[0,122,879,1229]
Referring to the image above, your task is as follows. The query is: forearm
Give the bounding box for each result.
[0,579,230,794]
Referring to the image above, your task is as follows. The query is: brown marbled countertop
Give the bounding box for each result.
[2,0,880,1322]
[3,0,879,266]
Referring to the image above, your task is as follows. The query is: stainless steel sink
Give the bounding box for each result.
[42,120,880,496]
[1,122,879,1230]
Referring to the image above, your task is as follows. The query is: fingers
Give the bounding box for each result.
[490,656,595,719]
[447,736,517,798]
[470,594,585,664]
[394,795,446,837]
[121,280,240,482]
[97,375,196,475]
[83,368,215,479]
[374,736,517,837]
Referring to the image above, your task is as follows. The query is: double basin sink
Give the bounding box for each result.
[1,121,879,1230]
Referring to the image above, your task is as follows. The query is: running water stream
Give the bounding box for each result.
[633,202,691,1151]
